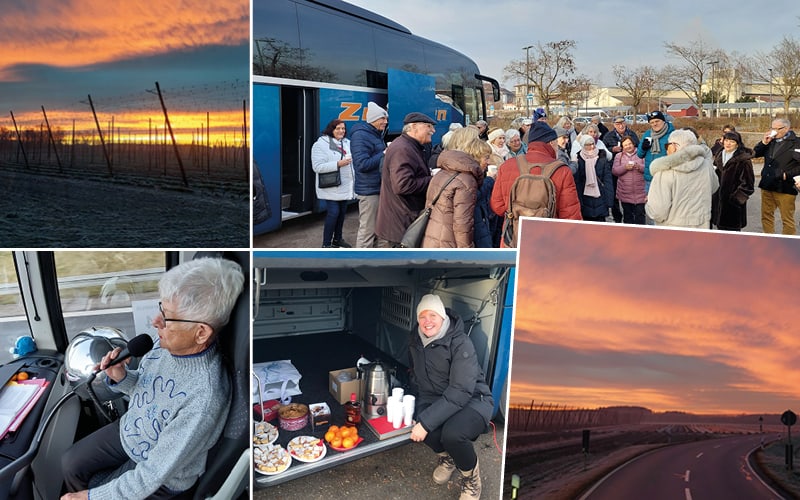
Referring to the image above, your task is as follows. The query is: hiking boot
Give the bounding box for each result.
[331,239,351,248]
[459,458,481,500]
[432,452,456,484]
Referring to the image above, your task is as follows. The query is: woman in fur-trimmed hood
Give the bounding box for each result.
[645,129,719,228]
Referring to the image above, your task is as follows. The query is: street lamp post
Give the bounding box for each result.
[708,60,719,119]
[768,68,773,117]
[523,45,533,116]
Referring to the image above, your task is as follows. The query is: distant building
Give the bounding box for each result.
[667,103,699,118]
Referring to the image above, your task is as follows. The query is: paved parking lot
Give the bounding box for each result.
[254,167,799,249]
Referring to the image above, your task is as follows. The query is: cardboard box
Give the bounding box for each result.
[329,368,361,405]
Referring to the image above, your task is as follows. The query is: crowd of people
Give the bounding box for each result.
[310,102,799,247]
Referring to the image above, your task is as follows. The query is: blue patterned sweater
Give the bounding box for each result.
[90,341,230,500]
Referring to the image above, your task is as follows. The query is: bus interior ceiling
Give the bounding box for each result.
[254,264,506,391]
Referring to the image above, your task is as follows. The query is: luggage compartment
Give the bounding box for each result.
[252,250,515,488]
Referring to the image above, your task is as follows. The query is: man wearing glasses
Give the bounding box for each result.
[61,257,244,500]
[753,118,800,234]
[376,112,436,247]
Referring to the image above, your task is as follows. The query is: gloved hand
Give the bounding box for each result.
[641,137,652,151]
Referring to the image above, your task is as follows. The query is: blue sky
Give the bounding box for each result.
[347,0,799,89]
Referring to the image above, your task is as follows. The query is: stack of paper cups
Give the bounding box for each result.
[392,387,404,400]
[386,396,398,425]
[402,395,415,427]
[392,398,403,429]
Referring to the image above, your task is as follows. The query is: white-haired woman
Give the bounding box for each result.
[645,129,720,228]
[505,129,527,158]
[409,294,493,500]
[570,123,611,164]
[574,134,614,222]
[62,258,245,500]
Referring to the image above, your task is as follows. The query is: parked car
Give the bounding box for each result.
[624,114,648,125]
[573,116,592,125]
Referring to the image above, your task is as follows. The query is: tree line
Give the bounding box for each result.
[504,33,800,117]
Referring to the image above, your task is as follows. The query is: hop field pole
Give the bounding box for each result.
[87,94,114,176]
[40,106,63,172]
[9,111,29,168]
[152,81,188,187]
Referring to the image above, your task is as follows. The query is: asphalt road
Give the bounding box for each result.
[253,420,505,500]
[580,434,782,500]
[253,167,800,248]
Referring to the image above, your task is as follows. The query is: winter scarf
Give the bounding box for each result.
[581,146,601,198]
[650,125,669,155]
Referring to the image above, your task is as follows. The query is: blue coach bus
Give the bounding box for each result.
[253,0,500,235]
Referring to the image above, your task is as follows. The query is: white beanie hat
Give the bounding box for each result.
[488,127,505,143]
[366,102,388,124]
[416,294,446,319]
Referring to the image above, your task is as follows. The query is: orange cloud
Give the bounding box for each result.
[510,220,800,414]
[0,1,248,74]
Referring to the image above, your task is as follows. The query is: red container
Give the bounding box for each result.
[278,403,308,431]
[253,399,281,422]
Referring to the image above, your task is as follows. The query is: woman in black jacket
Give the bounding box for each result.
[408,294,493,500]
[712,131,755,231]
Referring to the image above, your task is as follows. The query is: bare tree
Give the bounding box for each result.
[502,40,577,116]
[557,76,591,115]
[661,38,724,114]
[612,65,659,114]
[755,36,800,116]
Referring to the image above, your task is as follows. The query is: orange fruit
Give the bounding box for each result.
[324,431,335,442]
[339,427,350,437]
[342,437,354,449]
[331,437,342,448]
[329,425,339,433]
[16,372,28,381]
[350,431,359,441]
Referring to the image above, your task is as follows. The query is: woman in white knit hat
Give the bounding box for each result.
[408,294,493,500]
[486,127,509,161]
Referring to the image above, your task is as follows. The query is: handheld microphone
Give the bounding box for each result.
[98,333,154,373]
[0,334,154,487]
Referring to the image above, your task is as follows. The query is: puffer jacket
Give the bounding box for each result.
[645,144,719,228]
[490,142,582,245]
[422,150,483,248]
[753,130,800,195]
[611,151,646,204]
[310,135,355,201]
[349,121,386,196]
[409,310,494,433]
[474,175,496,248]
[375,133,431,244]
[574,152,614,219]
[712,147,755,230]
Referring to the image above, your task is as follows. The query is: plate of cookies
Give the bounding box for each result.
[287,435,327,463]
[253,421,279,445]
[253,444,291,475]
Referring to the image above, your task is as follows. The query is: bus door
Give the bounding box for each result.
[253,83,282,235]
[281,86,319,219]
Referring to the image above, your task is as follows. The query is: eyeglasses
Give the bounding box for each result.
[158,301,211,327]
[771,126,787,131]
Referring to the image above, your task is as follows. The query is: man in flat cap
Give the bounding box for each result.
[376,112,436,246]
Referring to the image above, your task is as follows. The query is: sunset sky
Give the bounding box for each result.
[510,219,800,415]
[0,1,248,143]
